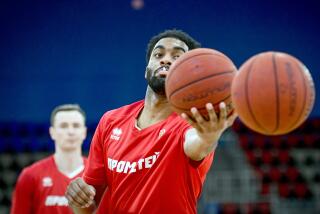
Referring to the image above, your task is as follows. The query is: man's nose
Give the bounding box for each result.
[160,58,172,66]
[67,127,75,134]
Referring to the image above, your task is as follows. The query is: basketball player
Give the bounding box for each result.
[11,104,88,214]
[65,29,237,214]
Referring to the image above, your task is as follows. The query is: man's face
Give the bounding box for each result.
[49,110,87,152]
[146,37,189,96]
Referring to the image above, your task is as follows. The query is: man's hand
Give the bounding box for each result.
[65,177,96,209]
[182,102,237,161]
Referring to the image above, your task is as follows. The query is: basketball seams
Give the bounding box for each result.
[272,53,280,133]
[287,60,307,131]
[168,70,235,100]
[245,57,267,133]
[166,52,233,84]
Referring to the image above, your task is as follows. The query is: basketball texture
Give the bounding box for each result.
[231,51,315,135]
[165,48,237,117]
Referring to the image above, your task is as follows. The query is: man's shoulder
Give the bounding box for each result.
[22,156,53,174]
[100,100,144,122]
[18,155,53,180]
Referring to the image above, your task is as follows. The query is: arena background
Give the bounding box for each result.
[0,0,319,213]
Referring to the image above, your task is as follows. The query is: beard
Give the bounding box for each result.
[145,67,166,96]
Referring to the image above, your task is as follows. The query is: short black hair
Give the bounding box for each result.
[146,29,201,63]
[50,104,86,126]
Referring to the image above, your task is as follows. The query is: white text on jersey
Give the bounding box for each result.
[45,195,68,206]
[107,152,160,174]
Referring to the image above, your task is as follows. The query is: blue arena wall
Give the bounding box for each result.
[0,0,319,123]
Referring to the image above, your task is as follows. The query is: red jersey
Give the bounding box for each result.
[11,155,87,214]
[84,100,214,214]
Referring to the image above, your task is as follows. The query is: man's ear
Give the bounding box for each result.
[49,126,55,140]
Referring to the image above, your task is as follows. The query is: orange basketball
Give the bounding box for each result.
[231,51,315,135]
[165,48,237,117]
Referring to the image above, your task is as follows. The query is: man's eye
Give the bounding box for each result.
[60,124,68,128]
[173,55,180,60]
[154,53,162,58]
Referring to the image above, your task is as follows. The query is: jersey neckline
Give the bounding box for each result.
[51,155,85,180]
[131,102,177,133]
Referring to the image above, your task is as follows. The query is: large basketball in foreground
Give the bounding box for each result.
[231,51,315,135]
[165,48,237,117]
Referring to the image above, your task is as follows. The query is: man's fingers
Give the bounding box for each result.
[206,103,217,123]
[65,178,96,208]
[218,102,227,126]
[73,182,94,202]
[66,187,88,207]
[66,194,85,208]
[181,113,202,131]
[191,107,206,127]
[77,179,96,199]
[88,185,96,197]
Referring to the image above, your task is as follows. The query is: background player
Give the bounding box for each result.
[11,104,88,214]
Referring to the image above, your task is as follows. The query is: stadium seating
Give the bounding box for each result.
[235,118,319,205]
[0,118,319,213]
